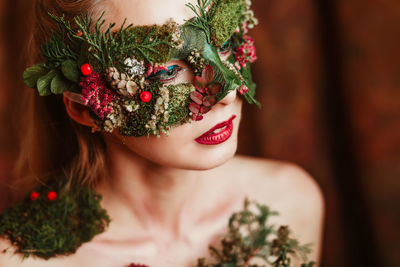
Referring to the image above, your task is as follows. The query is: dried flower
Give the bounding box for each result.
[234,35,257,68]
[80,71,117,119]
[124,57,146,78]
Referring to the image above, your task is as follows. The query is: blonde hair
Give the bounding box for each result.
[12,0,107,201]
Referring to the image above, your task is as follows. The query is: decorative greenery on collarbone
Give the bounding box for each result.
[196,198,316,267]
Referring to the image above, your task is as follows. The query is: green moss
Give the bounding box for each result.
[119,81,163,137]
[123,23,177,64]
[208,0,246,46]
[119,82,195,137]
[0,180,109,259]
[166,83,194,126]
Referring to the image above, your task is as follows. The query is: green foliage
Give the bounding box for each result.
[22,14,83,93]
[208,0,246,46]
[171,24,207,60]
[50,72,70,94]
[22,63,49,88]
[240,63,261,108]
[185,0,247,47]
[201,43,242,101]
[23,12,178,94]
[185,0,213,43]
[44,12,177,71]
[41,14,81,68]
[196,198,315,267]
[61,60,80,83]
[0,181,110,259]
[36,70,57,96]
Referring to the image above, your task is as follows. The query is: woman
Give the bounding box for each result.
[0,0,324,266]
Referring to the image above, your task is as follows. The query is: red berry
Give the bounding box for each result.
[140,91,152,102]
[47,191,57,201]
[30,191,39,201]
[81,63,92,76]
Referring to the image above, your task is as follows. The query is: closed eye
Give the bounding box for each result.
[218,39,233,56]
[147,65,186,83]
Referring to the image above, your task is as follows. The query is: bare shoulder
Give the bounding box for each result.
[0,238,25,267]
[229,155,324,210]
[228,155,325,265]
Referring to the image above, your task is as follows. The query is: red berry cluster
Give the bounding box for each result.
[80,70,117,119]
[30,191,58,201]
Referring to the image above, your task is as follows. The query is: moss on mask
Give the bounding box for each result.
[166,83,194,126]
[123,21,180,65]
[208,0,246,46]
[119,82,194,137]
[119,82,162,137]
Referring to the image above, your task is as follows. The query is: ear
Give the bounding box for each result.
[63,94,94,127]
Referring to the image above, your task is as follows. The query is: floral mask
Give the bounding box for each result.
[23,0,259,137]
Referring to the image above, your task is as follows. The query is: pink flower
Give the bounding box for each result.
[80,71,118,119]
[234,35,257,69]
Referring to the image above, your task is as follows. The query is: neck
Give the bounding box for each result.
[96,136,210,234]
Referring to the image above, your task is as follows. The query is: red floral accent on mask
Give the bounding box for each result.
[234,35,257,69]
[189,65,222,121]
[238,84,249,95]
[80,71,118,119]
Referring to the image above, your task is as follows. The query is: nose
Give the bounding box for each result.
[218,89,237,106]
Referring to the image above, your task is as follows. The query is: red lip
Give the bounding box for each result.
[195,115,236,145]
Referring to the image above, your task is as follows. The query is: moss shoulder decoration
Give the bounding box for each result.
[0,180,110,259]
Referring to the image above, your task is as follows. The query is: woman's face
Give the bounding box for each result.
[104,0,243,170]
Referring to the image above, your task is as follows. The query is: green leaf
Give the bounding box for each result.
[244,91,261,108]
[37,70,56,96]
[170,25,207,59]
[22,63,48,88]
[61,60,80,83]
[51,73,70,94]
[241,63,261,108]
[202,43,241,100]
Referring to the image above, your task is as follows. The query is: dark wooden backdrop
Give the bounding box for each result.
[1,1,399,266]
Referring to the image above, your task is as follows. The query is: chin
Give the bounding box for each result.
[161,133,239,171]
[192,138,238,170]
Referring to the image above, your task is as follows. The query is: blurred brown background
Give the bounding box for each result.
[1,0,399,266]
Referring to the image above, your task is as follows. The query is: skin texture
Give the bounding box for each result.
[0,0,325,266]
